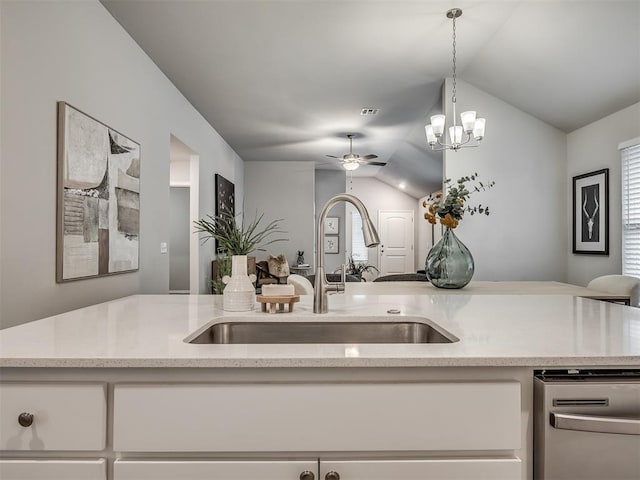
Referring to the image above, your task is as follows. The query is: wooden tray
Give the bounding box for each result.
[257,294,300,314]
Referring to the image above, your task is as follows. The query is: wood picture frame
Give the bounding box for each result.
[56,102,140,282]
[572,168,609,255]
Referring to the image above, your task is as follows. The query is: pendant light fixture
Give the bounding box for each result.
[425,8,486,152]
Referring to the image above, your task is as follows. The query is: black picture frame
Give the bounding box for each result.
[214,174,235,253]
[572,168,609,255]
[215,174,235,218]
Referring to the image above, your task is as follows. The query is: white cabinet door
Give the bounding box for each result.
[0,383,106,451]
[0,459,106,480]
[114,460,318,480]
[320,458,522,480]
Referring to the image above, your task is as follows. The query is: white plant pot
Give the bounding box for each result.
[222,255,256,312]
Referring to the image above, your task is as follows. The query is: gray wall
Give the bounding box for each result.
[315,170,347,273]
[243,162,315,269]
[567,102,640,286]
[347,177,419,272]
[0,1,244,328]
[170,187,190,291]
[443,78,568,281]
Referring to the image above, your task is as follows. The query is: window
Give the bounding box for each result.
[622,141,640,278]
[351,211,368,262]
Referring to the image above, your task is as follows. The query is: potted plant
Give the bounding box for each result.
[422,173,494,289]
[345,256,379,281]
[194,209,287,294]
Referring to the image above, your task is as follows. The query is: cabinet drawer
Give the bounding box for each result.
[0,383,106,451]
[321,458,522,480]
[114,382,520,452]
[0,459,106,480]
[114,460,318,479]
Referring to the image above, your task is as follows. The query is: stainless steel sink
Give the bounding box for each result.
[185,318,458,344]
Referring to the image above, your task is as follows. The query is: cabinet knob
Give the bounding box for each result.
[18,412,34,427]
[299,471,315,480]
[325,472,340,480]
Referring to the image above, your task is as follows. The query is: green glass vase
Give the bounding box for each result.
[425,227,474,289]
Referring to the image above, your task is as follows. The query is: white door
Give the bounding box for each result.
[378,210,414,275]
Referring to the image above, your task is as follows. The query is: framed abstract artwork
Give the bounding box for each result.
[214,174,235,253]
[215,174,235,217]
[56,102,140,282]
[572,168,609,255]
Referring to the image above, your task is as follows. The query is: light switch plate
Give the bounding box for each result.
[160,242,168,254]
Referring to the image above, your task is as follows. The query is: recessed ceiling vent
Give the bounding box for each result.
[360,108,379,115]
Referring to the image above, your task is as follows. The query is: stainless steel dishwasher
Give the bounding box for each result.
[534,369,640,480]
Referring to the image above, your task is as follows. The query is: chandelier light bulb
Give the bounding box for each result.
[430,115,446,137]
[460,111,477,133]
[473,118,486,140]
[425,125,437,145]
[449,126,463,145]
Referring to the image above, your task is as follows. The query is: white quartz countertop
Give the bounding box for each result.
[0,293,639,368]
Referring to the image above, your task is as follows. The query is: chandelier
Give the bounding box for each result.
[425,8,486,152]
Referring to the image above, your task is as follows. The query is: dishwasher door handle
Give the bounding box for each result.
[551,412,640,436]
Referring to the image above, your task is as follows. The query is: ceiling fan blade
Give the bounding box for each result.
[363,161,387,167]
[361,154,378,160]
[326,155,341,159]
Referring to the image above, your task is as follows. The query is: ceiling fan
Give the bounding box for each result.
[326,134,386,171]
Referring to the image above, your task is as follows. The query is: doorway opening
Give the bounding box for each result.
[169,135,199,294]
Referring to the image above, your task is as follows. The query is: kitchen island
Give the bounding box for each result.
[1,294,639,480]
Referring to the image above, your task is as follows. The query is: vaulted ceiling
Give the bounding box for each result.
[101,0,640,198]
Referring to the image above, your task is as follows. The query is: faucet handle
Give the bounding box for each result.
[338,264,347,293]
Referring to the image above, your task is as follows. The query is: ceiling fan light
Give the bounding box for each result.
[425,125,437,145]
[473,118,486,140]
[430,115,446,137]
[461,111,477,133]
[343,162,359,171]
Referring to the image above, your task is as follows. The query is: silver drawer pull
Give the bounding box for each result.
[551,412,640,436]
[299,471,315,480]
[18,412,34,427]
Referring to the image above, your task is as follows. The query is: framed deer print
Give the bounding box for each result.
[572,168,609,255]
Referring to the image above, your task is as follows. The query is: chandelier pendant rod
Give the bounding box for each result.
[451,7,458,131]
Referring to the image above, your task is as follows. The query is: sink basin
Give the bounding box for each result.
[185,318,458,344]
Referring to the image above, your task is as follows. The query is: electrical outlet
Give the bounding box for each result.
[160,242,168,254]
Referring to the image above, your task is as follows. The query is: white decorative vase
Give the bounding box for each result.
[222,255,256,312]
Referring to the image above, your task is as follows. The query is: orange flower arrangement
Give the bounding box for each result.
[423,173,494,229]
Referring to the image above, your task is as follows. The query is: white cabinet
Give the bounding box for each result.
[114,460,318,480]
[0,378,525,480]
[320,458,522,480]
[112,381,523,479]
[113,458,521,480]
[114,382,520,452]
[0,384,107,480]
[0,383,106,451]
[0,459,106,480]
